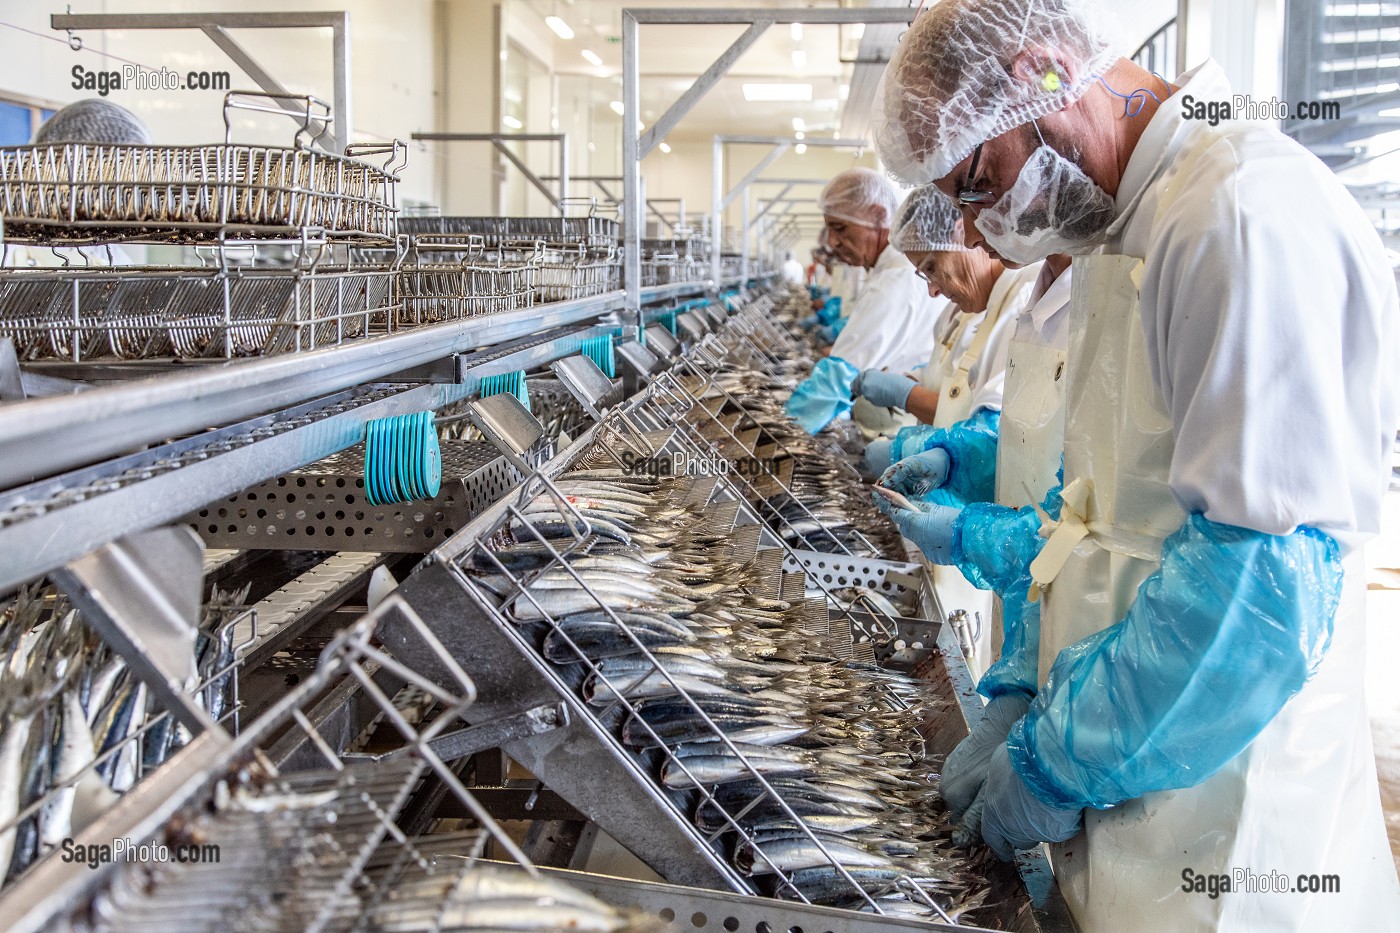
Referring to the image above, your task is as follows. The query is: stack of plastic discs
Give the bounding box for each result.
[363,411,442,506]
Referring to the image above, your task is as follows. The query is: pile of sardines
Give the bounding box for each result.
[466,467,992,923]
[0,586,242,884]
[684,369,905,558]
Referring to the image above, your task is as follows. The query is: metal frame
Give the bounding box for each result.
[621,6,914,328]
[412,133,569,211]
[51,11,354,154]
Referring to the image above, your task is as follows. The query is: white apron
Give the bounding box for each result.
[1032,254,1398,933]
[985,321,1067,661]
[926,304,1001,673]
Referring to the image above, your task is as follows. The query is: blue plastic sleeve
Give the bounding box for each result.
[816,298,843,325]
[1007,513,1342,810]
[784,357,861,434]
[952,482,1062,703]
[890,410,1001,509]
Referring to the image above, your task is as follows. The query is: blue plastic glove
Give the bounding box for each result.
[854,369,917,410]
[980,742,1084,860]
[940,693,1032,823]
[1009,513,1341,812]
[797,314,820,331]
[863,438,894,475]
[875,448,951,509]
[888,502,961,563]
[784,357,860,434]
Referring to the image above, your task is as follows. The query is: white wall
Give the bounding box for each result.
[0,0,441,205]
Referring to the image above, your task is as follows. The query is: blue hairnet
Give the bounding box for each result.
[1008,513,1342,811]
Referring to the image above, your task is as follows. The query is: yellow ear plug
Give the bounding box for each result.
[1042,71,1062,92]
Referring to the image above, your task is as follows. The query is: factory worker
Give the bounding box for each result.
[878,254,1073,841]
[4,99,152,269]
[856,185,1039,674]
[858,185,1039,468]
[781,250,805,285]
[784,168,941,434]
[875,1,1400,930]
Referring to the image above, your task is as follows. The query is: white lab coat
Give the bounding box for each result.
[828,262,863,311]
[1036,59,1400,931]
[829,244,940,373]
[781,259,805,284]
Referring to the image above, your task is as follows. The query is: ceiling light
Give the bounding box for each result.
[502,115,523,129]
[659,141,672,153]
[545,15,574,40]
[741,83,813,102]
[791,49,807,68]
[791,116,805,132]
[791,22,804,41]
[795,131,805,140]
[609,100,625,115]
[581,49,603,67]
[795,143,808,155]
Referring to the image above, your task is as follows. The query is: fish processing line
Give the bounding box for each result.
[0,94,1076,933]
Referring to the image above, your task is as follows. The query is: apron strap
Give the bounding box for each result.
[1028,476,1094,598]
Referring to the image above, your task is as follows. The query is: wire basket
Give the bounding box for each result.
[535,243,620,302]
[401,199,619,256]
[398,233,537,324]
[0,93,404,245]
[0,238,399,361]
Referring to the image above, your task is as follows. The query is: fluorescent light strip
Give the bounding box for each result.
[581,49,603,67]
[545,15,574,40]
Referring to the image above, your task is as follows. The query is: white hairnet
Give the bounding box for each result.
[874,0,1120,184]
[890,185,966,253]
[817,167,901,229]
[34,99,153,146]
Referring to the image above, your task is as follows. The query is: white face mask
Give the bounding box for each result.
[973,142,1117,266]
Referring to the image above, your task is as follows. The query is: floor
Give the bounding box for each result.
[1366,489,1400,875]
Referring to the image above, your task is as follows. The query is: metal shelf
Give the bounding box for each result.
[0,282,708,491]
[0,285,711,593]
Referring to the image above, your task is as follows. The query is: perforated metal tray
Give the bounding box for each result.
[184,439,517,551]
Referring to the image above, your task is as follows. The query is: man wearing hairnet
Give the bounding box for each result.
[784,168,943,435]
[875,0,1400,929]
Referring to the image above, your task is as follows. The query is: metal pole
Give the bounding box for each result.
[559,133,570,209]
[331,12,351,154]
[711,134,723,286]
[740,187,751,285]
[622,10,642,332]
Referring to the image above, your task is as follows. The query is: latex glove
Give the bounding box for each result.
[817,324,839,343]
[875,447,951,504]
[980,742,1084,860]
[797,314,820,331]
[940,693,1032,822]
[888,502,961,563]
[854,369,917,410]
[864,438,894,475]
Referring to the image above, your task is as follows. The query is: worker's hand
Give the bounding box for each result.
[853,369,917,410]
[888,502,961,563]
[980,742,1084,860]
[940,693,1032,827]
[864,438,894,475]
[876,447,951,502]
[797,314,820,331]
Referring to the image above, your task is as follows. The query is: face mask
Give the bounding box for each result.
[973,141,1117,266]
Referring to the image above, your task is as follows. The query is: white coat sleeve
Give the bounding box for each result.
[1138,131,1400,541]
[828,263,929,369]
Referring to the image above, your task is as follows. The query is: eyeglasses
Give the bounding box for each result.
[956,142,997,207]
[912,257,939,284]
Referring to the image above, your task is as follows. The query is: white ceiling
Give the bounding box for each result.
[520,0,898,141]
